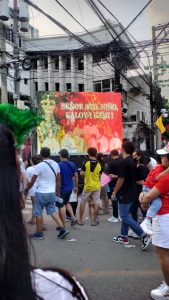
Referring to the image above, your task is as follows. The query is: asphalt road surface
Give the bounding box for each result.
[27,210,161,300]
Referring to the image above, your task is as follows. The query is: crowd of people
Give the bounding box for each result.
[19,139,169,299]
[1,114,169,299]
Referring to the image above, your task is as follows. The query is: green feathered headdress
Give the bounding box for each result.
[0,103,43,148]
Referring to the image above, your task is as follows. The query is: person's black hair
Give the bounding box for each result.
[59,148,69,158]
[87,147,97,157]
[96,152,104,162]
[0,125,37,300]
[40,147,50,158]
[23,158,31,168]
[97,152,105,169]
[135,150,147,165]
[31,154,41,165]
[0,125,88,300]
[110,150,119,156]
[155,154,162,164]
[122,141,135,155]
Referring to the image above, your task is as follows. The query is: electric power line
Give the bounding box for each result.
[84,0,152,90]
[10,0,165,103]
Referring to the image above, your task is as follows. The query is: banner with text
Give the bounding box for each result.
[37,92,122,154]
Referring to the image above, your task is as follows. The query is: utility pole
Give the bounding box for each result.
[151,26,158,152]
[152,25,163,149]
[0,0,29,105]
[13,0,20,106]
[0,24,8,102]
[149,72,155,153]
[152,26,158,84]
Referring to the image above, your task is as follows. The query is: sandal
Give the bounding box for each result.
[91,221,99,226]
[77,222,84,225]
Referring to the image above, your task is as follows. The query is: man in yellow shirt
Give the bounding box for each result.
[78,147,102,226]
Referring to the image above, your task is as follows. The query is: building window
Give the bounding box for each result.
[66,83,71,91]
[93,54,101,64]
[78,57,84,70]
[102,79,110,92]
[34,82,38,92]
[44,57,48,69]
[55,82,60,91]
[5,28,10,41]
[112,79,115,91]
[142,111,145,122]
[5,28,14,43]
[24,78,28,85]
[54,57,59,69]
[19,37,22,48]
[130,115,136,122]
[78,84,84,92]
[45,82,49,91]
[93,81,101,92]
[33,59,37,70]
[101,52,108,61]
[65,56,71,70]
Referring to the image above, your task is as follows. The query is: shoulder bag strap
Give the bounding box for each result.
[43,161,56,177]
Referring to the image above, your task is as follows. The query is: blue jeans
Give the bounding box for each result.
[119,202,144,237]
[142,186,162,218]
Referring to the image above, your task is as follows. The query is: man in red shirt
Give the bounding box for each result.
[141,153,169,300]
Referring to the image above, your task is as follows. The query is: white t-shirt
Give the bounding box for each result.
[26,166,38,197]
[32,269,88,300]
[34,159,60,193]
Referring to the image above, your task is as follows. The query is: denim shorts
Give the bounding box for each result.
[33,192,58,216]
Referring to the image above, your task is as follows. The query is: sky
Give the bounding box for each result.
[8,0,169,41]
[12,0,167,41]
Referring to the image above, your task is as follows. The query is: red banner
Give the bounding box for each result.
[38,92,122,154]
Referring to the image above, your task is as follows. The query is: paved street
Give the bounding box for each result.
[25,203,162,300]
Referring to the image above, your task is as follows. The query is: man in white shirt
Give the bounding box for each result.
[25,147,69,240]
